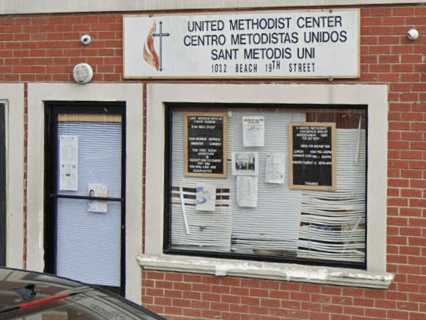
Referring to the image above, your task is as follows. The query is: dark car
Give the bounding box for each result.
[0,267,165,320]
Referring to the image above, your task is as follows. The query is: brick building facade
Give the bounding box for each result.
[0,1,426,319]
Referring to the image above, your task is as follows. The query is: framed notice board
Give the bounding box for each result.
[184,112,228,178]
[288,122,336,191]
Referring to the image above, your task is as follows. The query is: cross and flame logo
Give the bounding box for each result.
[143,23,160,70]
[143,22,169,71]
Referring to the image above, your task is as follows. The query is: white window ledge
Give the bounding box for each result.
[138,255,394,289]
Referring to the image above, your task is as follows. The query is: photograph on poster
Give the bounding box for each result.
[232,152,258,176]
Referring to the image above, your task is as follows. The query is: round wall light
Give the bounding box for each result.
[72,63,94,85]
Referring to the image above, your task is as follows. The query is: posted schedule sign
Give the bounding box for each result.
[124,9,359,79]
[288,123,336,191]
[184,113,228,178]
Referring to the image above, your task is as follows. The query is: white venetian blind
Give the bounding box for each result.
[56,121,122,286]
[169,109,367,265]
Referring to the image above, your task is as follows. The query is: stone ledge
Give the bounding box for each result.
[138,255,394,289]
[0,0,424,15]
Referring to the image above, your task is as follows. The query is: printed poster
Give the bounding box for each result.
[236,176,258,208]
[243,116,265,147]
[265,153,286,184]
[59,135,79,191]
[88,183,108,213]
[196,183,216,212]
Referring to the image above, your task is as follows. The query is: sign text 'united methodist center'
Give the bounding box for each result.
[124,10,360,79]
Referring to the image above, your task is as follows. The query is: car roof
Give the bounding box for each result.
[0,267,84,310]
[0,268,165,320]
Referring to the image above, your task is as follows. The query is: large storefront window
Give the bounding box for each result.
[164,103,367,269]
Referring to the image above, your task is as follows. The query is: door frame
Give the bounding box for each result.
[44,101,126,294]
[0,103,5,266]
[27,83,143,303]
[0,85,25,269]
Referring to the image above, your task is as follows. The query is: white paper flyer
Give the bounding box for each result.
[196,183,216,212]
[88,183,108,213]
[59,135,79,191]
[265,153,286,184]
[236,176,258,208]
[242,116,265,147]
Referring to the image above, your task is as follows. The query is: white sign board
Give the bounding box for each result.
[124,9,359,79]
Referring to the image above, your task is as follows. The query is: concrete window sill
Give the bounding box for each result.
[138,255,394,289]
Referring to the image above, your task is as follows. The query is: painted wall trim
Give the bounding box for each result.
[27,83,143,304]
[0,84,25,269]
[0,0,425,15]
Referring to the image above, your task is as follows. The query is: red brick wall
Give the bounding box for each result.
[0,14,123,81]
[1,4,426,320]
[143,270,398,320]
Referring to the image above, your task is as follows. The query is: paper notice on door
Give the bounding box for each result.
[59,135,79,191]
[236,176,258,208]
[242,116,264,147]
[88,183,108,213]
[265,153,286,184]
[196,183,216,212]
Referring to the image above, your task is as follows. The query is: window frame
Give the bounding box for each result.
[143,83,391,289]
[163,102,368,270]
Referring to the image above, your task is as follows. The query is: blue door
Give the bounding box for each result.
[45,102,125,293]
